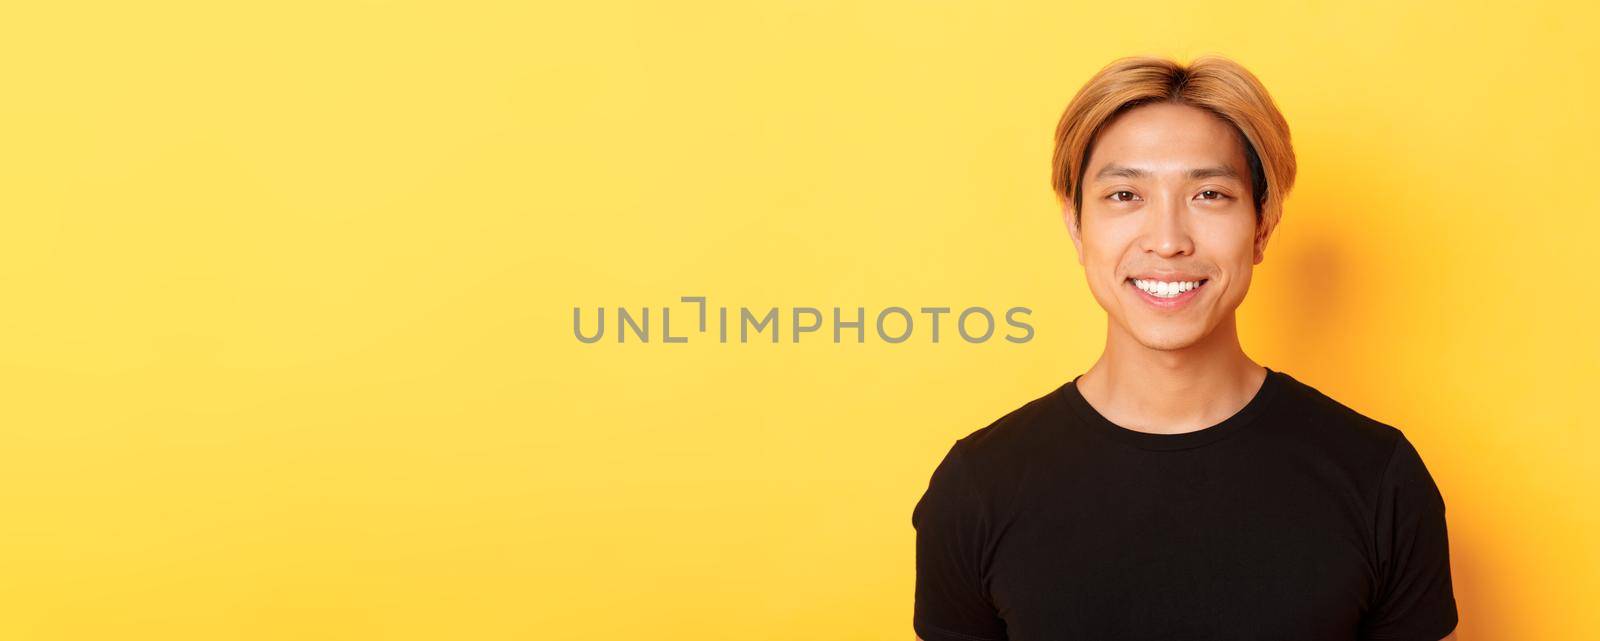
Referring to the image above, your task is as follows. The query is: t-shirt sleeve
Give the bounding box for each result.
[1361,433,1459,641]
[912,440,1007,641]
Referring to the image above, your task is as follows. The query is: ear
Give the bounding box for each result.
[1065,204,1085,266]
[1252,222,1271,265]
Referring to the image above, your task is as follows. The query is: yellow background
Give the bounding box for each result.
[2,1,1596,639]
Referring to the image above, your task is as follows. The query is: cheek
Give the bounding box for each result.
[1083,242,1129,292]
[1079,220,1137,268]
[1196,218,1258,264]
[1196,224,1257,302]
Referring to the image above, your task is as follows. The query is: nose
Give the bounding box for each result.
[1139,192,1194,257]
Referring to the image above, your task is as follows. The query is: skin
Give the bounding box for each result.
[1066,100,1271,435]
[917,102,1463,641]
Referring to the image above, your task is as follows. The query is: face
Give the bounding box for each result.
[1065,101,1267,351]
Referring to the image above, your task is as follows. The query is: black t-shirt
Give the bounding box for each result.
[912,367,1458,641]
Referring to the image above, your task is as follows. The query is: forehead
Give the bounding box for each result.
[1085,102,1249,179]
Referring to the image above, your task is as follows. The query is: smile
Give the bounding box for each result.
[1125,277,1209,309]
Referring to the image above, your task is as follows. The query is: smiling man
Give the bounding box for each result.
[912,55,1459,641]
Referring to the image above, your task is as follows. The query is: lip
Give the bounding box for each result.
[1127,271,1209,282]
[1125,277,1209,310]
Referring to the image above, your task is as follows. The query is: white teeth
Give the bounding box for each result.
[1132,279,1204,298]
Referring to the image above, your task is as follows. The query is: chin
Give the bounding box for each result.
[1128,325,1209,351]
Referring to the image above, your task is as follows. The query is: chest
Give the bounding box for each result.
[987,456,1376,640]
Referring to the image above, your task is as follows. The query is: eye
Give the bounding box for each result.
[1196,190,1230,201]
[1108,190,1139,202]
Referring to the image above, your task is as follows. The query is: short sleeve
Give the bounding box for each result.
[912,440,1007,641]
[1362,434,1459,641]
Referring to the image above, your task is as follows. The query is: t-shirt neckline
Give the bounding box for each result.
[1056,367,1286,451]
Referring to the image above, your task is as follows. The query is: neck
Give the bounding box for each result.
[1076,313,1266,435]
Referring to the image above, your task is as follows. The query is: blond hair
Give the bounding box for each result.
[1051,54,1296,241]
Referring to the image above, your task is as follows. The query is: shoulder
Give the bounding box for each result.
[911,386,1064,530]
[934,381,1075,513]
[1275,370,1405,443]
[1270,370,1425,486]
[951,380,1072,466]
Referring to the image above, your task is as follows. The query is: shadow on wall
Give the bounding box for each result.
[1249,149,1506,640]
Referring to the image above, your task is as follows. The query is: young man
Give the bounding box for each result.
[912,55,1459,641]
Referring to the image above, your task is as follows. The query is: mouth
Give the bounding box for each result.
[1124,276,1209,309]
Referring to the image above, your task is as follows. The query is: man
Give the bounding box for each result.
[912,55,1459,641]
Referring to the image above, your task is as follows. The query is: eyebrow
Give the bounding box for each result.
[1093,163,1242,181]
